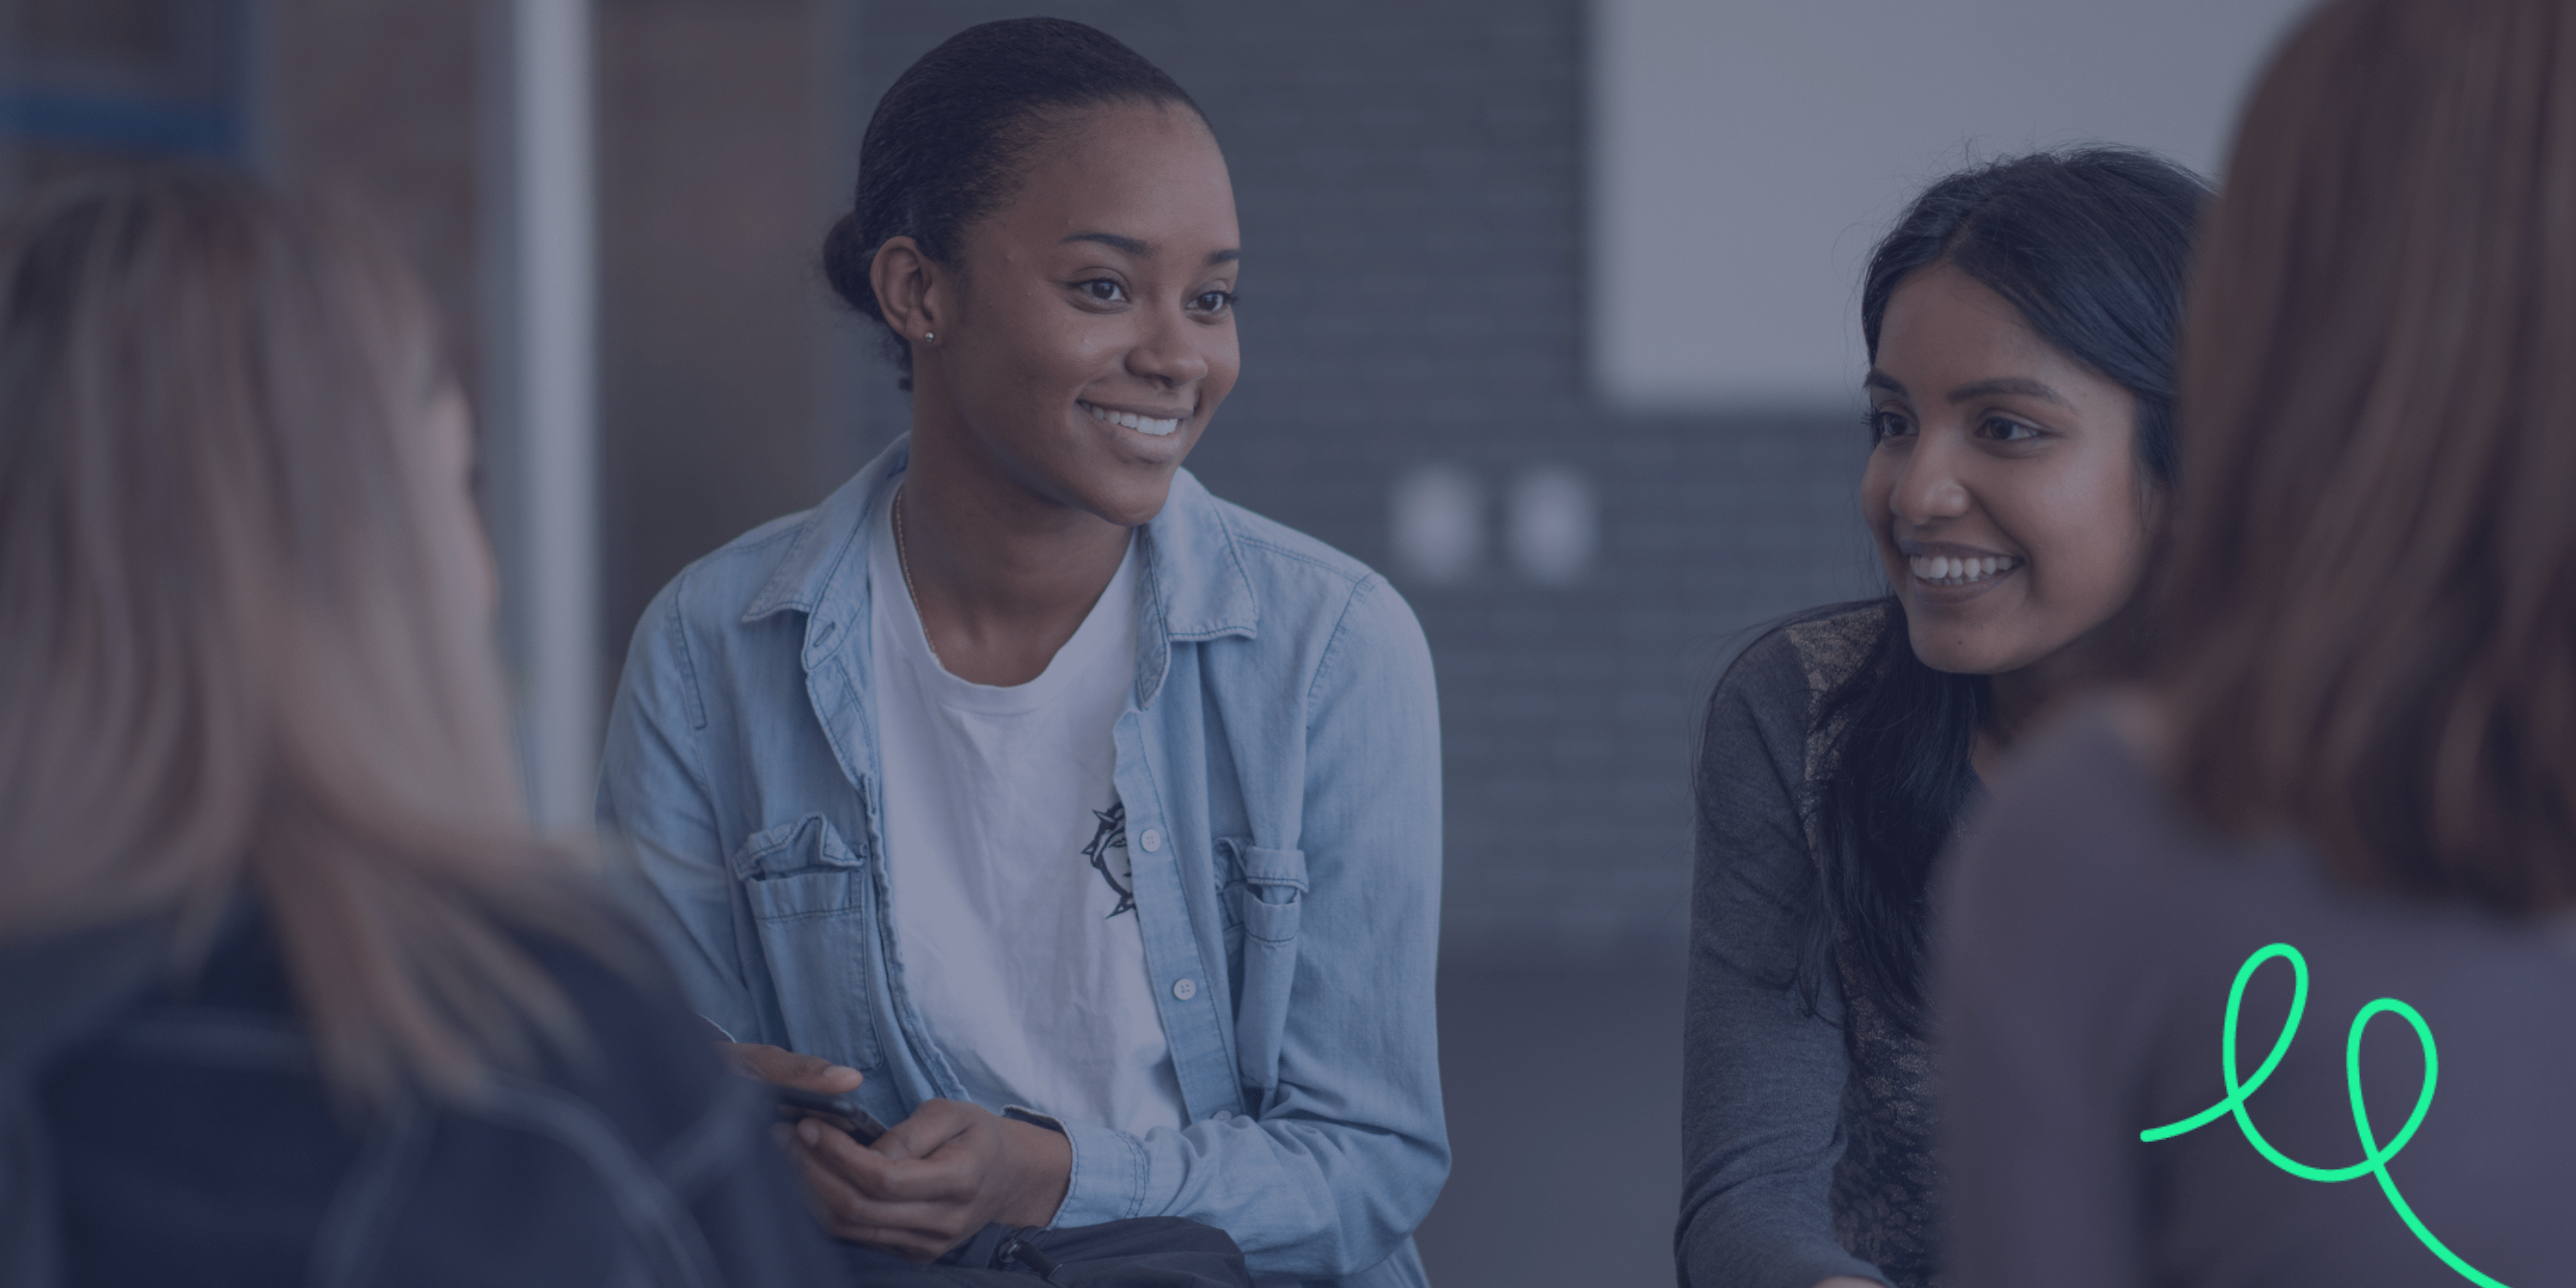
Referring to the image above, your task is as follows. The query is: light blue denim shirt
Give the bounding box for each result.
[597,438,1448,1287]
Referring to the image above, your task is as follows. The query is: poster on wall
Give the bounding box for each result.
[1590,0,2313,413]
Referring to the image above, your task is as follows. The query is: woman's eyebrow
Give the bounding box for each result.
[1065,231,1148,256]
[1946,376,2071,407]
[1062,231,1241,266]
[1863,368,1906,396]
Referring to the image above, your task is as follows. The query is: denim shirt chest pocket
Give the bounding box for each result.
[730,814,885,1070]
[1216,837,1306,1102]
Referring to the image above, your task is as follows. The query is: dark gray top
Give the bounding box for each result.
[1939,706,2576,1288]
[17,904,840,1288]
[1679,604,1948,1288]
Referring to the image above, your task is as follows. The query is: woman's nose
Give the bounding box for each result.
[1890,432,1972,525]
[1127,304,1211,387]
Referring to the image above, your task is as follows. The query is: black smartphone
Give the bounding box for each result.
[771,1082,890,1146]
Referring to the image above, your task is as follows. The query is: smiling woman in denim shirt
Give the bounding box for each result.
[596,18,1446,1287]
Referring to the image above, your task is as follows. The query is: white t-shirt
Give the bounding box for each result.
[866,493,1188,1137]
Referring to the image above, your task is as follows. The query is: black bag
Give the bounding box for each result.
[836,1218,1253,1287]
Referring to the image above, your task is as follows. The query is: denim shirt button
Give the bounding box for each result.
[1171,977,1197,1001]
[1139,828,1163,853]
[1212,1109,1234,1121]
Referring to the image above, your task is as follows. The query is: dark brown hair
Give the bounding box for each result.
[2159,0,2576,912]
[822,17,1203,388]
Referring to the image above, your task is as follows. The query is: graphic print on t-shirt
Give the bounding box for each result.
[869,497,1188,1135]
[1082,801,1137,919]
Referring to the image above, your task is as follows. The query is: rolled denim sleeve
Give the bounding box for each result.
[596,577,760,1044]
[1055,574,1448,1283]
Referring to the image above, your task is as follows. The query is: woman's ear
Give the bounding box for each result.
[870,236,941,343]
[2136,466,2170,538]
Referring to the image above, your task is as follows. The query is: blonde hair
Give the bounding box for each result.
[2160,0,2576,913]
[0,168,616,1108]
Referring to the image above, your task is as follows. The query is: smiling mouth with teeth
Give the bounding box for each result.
[1909,553,2021,586]
[1080,400,1183,438]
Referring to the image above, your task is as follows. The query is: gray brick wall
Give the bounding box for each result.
[599,0,845,677]
[840,1,1881,952]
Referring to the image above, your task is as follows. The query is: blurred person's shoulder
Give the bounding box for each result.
[502,898,741,1117]
[29,891,823,1288]
[1951,697,2576,967]
[1947,699,2179,897]
[1936,699,2237,990]
[507,896,736,1087]
[180,889,741,1121]
[1955,695,2299,884]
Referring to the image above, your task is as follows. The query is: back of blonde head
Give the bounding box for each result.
[0,170,606,1108]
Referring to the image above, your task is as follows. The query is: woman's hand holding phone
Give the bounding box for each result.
[787,1098,1073,1262]
[719,1040,866,1099]
[715,1041,1071,1262]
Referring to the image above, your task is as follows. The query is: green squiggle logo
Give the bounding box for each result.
[2138,942,2507,1287]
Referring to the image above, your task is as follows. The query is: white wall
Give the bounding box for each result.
[1591,0,2314,412]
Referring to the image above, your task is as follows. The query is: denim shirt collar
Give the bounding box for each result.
[737,434,1259,708]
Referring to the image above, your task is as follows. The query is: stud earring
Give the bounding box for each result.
[922,331,936,343]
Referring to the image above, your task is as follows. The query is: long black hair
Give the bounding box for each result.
[1795,146,2208,1033]
[821,18,1205,389]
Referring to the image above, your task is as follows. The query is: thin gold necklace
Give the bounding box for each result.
[892,484,943,665]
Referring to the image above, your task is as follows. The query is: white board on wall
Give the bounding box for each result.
[1591,0,2315,412]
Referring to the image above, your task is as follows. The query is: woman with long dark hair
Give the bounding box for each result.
[1943,1,2576,1284]
[1676,147,2206,1288]
[598,18,1445,1285]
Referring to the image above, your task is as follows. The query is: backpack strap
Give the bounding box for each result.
[0,918,178,1288]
